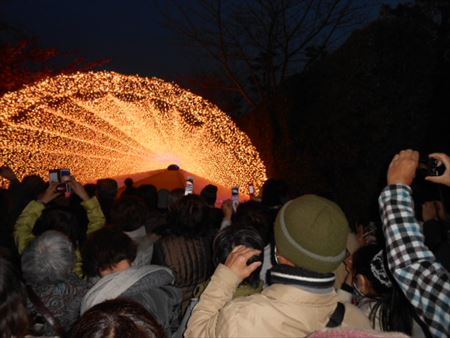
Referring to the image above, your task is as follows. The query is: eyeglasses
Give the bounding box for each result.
[274,246,280,264]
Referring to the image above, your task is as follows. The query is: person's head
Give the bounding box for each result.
[70,298,166,338]
[274,195,349,273]
[0,256,29,338]
[213,226,264,287]
[110,195,150,232]
[96,178,118,200]
[261,178,289,207]
[234,200,272,245]
[157,189,169,210]
[124,178,134,188]
[351,245,415,334]
[82,227,136,277]
[200,184,218,207]
[22,230,75,284]
[33,206,82,246]
[83,183,97,198]
[167,188,184,212]
[351,245,392,298]
[136,184,158,210]
[167,194,209,236]
[21,174,46,201]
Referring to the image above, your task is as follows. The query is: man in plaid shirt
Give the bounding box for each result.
[379,149,450,338]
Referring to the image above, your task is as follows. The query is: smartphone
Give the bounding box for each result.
[248,183,255,198]
[185,177,194,195]
[49,169,59,184]
[231,186,239,211]
[49,168,71,194]
[60,168,71,193]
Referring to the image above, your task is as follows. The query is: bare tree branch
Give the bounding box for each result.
[158,0,371,112]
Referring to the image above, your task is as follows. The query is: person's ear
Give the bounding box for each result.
[355,274,372,296]
[276,254,296,267]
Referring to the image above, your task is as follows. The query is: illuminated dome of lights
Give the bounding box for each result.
[0,71,267,193]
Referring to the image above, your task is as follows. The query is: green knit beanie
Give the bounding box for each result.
[274,195,349,273]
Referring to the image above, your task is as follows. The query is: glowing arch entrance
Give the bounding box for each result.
[0,71,266,194]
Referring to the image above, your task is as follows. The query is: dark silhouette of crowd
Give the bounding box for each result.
[0,150,449,338]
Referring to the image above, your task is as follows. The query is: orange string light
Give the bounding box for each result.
[0,71,267,194]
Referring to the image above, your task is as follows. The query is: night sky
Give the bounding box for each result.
[1,0,408,85]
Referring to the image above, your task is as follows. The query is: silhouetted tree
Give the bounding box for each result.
[159,0,371,114]
[240,1,450,223]
[0,24,109,96]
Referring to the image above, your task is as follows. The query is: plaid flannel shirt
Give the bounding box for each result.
[379,184,450,338]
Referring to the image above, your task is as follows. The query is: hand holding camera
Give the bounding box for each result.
[38,182,61,205]
[68,178,89,201]
[231,186,239,212]
[425,153,450,187]
[225,245,262,282]
[49,168,71,194]
[222,199,234,221]
[387,149,419,186]
[47,168,89,201]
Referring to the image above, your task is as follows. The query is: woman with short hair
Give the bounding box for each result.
[21,230,88,336]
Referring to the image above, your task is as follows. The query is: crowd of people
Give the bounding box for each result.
[0,149,449,338]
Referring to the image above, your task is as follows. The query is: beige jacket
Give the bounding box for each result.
[186,264,371,338]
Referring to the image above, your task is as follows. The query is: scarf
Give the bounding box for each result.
[80,265,173,314]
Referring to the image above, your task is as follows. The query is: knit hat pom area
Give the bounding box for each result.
[274,195,350,274]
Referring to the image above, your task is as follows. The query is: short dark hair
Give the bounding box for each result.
[70,298,167,338]
[21,174,47,201]
[33,206,81,246]
[200,184,218,206]
[96,178,118,199]
[0,257,29,338]
[261,178,289,207]
[167,188,184,211]
[110,195,150,232]
[233,200,272,245]
[213,226,264,287]
[82,227,136,277]
[124,178,134,188]
[136,185,158,210]
[166,194,209,236]
[83,183,97,198]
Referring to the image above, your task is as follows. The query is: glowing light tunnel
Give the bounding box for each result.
[0,71,267,194]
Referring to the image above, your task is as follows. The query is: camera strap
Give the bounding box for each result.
[26,284,66,338]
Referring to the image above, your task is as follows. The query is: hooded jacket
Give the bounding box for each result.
[81,265,181,334]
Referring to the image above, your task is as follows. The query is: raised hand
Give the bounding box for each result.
[425,153,450,187]
[38,182,61,204]
[387,149,419,186]
[68,177,89,201]
[225,245,262,282]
